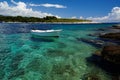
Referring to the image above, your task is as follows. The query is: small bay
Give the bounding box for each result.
[0,23,116,80]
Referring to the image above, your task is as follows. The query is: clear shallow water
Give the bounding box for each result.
[0,23,116,80]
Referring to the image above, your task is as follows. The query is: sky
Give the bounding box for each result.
[0,0,120,22]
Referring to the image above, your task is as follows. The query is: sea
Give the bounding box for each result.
[0,23,118,80]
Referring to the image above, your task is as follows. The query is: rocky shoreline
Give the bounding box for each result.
[93,24,120,80]
[100,33,120,40]
[78,24,120,80]
[97,24,120,64]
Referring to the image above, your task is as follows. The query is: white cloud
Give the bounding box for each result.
[71,16,77,19]
[0,0,61,18]
[79,16,84,19]
[29,3,66,8]
[87,7,120,22]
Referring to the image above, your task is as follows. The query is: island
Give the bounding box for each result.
[0,15,91,23]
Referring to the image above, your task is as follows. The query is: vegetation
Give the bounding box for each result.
[0,15,91,23]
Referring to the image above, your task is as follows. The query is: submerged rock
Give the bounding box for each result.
[82,73,101,80]
[88,32,106,37]
[98,24,120,41]
[78,38,104,47]
[101,45,120,64]
[86,24,120,77]
[112,24,120,29]
[97,28,106,31]
[99,33,120,40]
[112,75,120,80]
[87,45,120,74]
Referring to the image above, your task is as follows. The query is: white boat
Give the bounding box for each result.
[31,29,62,37]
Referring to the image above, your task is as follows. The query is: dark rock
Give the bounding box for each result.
[88,32,106,37]
[97,28,106,31]
[112,24,120,29]
[112,75,120,80]
[94,50,102,56]
[103,42,118,46]
[86,54,102,65]
[86,54,120,74]
[78,38,104,47]
[101,45,120,64]
[88,33,99,37]
[86,24,120,76]
[100,33,120,40]
[82,73,101,80]
[87,45,120,74]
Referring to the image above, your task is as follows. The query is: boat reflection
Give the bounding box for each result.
[31,36,59,42]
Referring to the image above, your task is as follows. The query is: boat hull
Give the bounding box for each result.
[31,30,61,37]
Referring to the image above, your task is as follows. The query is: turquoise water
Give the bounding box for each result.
[0,23,116,80]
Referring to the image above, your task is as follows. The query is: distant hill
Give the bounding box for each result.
[0,15,91,23]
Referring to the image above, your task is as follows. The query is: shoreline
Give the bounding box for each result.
[0,21,102,24]
[1,21,120,24]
